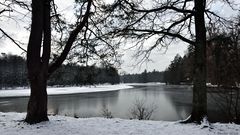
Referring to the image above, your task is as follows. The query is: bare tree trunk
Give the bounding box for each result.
[25,72,48,124]
[25,0,50,124]
[235,89,240,123]
[25,0,91,124]
[190,0,207,123]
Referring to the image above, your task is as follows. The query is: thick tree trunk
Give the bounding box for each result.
[25,0,91,124]
[25,72,48,124]
[181,0,207,124]
[25,0,50,124]
[190,0,207,123]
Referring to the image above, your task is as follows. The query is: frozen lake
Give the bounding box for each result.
[0,84,233,122]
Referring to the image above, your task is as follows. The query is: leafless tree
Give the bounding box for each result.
[25,0,120,124]
[98,0,239,123]
[1,0,120,124]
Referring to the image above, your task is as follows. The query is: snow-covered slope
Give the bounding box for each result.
[0,84,133,97]
[0,112,239,135]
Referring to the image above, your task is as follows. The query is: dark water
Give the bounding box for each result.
[0,85,234,122]
[0,85,192,121]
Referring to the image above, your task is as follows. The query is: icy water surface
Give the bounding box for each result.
[0,84,231,122]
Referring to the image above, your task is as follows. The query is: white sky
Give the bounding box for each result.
[0,0,239,74]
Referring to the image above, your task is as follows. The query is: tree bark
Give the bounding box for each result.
[190,0,207,123]
[25,0,50,124]
[25,72,48,124]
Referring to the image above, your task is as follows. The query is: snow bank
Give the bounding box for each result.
[0,112,239,135]
[0,84,133,98]
[124,82,165,86]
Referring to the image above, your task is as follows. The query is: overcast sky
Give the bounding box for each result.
[0,0,239,74]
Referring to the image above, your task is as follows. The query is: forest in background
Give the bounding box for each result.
[120,70,164,83]
[2,31,240,89]
[1,26,240,88]
[164,30,240,87]
[122,27,240,87]
[0,53,120,88]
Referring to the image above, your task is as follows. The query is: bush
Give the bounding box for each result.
[129,98,157,120]
[101,105,113,119]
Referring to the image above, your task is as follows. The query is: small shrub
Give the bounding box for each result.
[101,105,113,119]
[129,98,157,120]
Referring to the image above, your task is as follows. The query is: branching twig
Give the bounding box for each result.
[0,28,27,52]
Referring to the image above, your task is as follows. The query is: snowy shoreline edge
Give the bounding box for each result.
[0,84,134,98]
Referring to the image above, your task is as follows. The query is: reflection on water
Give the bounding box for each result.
[48,91,120,118]
[0,85,194,121]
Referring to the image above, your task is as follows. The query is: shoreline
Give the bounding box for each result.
[0,84,133,98]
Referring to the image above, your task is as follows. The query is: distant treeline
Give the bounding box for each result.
[0,54,27,88]
[121,34,240,86]
[49,64,120,86]
[163,53,192,85]
[0,53,120,88]
[2,30,239,87]
[164,34,240,86]
[120,70,164,83]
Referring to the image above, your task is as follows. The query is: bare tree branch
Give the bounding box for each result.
[122,28,195,45]
[0,9,12,14]
[48,0,93,75]
[122,0,195,14]
[0,28,27,52]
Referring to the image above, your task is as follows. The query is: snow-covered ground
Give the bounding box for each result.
[125,82,165,86]
[0,84,133,98]
[0,112,239,135]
